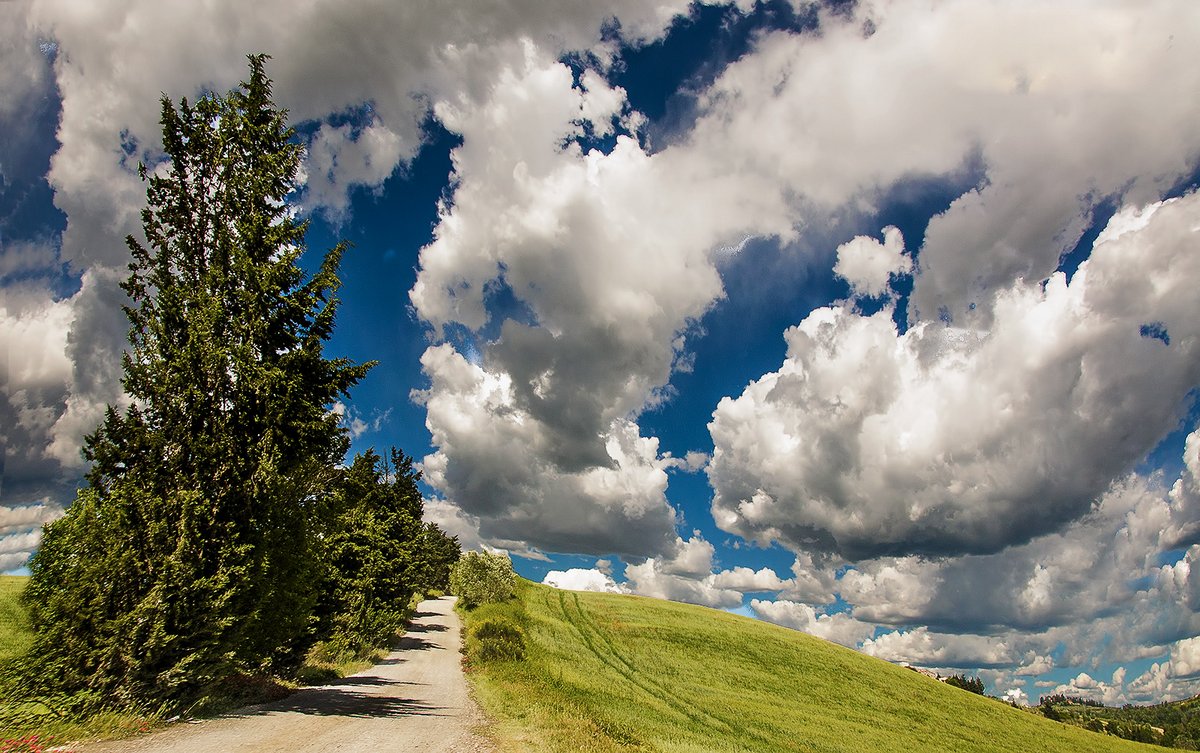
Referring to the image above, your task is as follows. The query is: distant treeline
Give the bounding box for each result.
[1041,692,1200,748]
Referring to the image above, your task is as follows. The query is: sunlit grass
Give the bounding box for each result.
[0,577,32,666]
[464,580,1158,753]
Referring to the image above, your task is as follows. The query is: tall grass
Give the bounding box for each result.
[463,580,1158,753]
[0,577,32,666]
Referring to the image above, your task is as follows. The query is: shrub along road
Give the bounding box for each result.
[81,598,493,753]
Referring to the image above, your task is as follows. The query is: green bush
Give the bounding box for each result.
[465,618,526,664]
[450,552,516,609]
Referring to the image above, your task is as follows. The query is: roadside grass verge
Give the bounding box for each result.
[0,577,32,666]
[461,579,1157,753]
[293,641,392,687]
[294,591,428,686]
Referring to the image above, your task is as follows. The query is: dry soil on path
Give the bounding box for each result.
[80,597,493,753]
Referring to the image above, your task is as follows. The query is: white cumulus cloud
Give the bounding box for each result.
[750,599,875,648]
[833,226,909,299]
[861,627,1015,669]
[710,193,1200,560]
[415,344,680,557]
[543,568,626,593]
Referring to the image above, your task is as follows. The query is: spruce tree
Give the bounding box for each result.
[314,448,460,656]
[23,56,371,708]
[314,449,420,656]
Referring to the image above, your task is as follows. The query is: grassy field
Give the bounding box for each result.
[464,580,1158,753]
[0,576,33,666]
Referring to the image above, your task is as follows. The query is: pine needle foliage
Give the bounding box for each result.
[22,55,372,710]
[314,448,459,656]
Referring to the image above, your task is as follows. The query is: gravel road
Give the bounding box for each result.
[80,597,494,753]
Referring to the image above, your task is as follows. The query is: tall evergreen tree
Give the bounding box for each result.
[23,56,371,708]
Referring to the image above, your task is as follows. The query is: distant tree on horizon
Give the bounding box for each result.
[945,673,985,695]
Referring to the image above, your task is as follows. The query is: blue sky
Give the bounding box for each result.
[4,0,1200,707]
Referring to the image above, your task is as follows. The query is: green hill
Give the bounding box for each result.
[463,580,1157,753]
[0,576,32,665]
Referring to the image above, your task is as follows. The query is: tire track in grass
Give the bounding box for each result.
[569,594,637,675]
[558,591,738,737]
[567,593,793,750]
[553,590,696,730]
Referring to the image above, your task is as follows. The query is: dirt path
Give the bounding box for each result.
[80,597,493,753]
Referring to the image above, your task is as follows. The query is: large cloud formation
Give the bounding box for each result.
[412,0,1200,560]
[409,40,790,557]
[742,432,1200,701]
[700,0,1200,560]
[691,0,1200,696]
[0,0,696,559]
[690,0,1200,323]
[25,0,694,272]
[710,194,1200,560]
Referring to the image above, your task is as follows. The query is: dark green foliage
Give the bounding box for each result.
[450,551,517,609]
[22,56,370,710]
[1037,693,1200,747]
[1040,693,1103,707]
[1041,699,1063,721]
[464,617,526,664]
[945,673,985,695]
[1108,721,1157,744]
[313,448,459,656]
[411,522,462,595]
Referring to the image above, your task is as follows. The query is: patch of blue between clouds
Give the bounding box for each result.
[516,552,629,586]
[0,41,74,300]
[1055,195,1118,284]
[607,0,826,149]
[1140,322,1170,346]
[301,116,462,475]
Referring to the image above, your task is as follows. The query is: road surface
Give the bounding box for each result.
[81,597,493,753]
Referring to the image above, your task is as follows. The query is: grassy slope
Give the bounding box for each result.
[467,581,1156,753]
[0,576,32,665]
